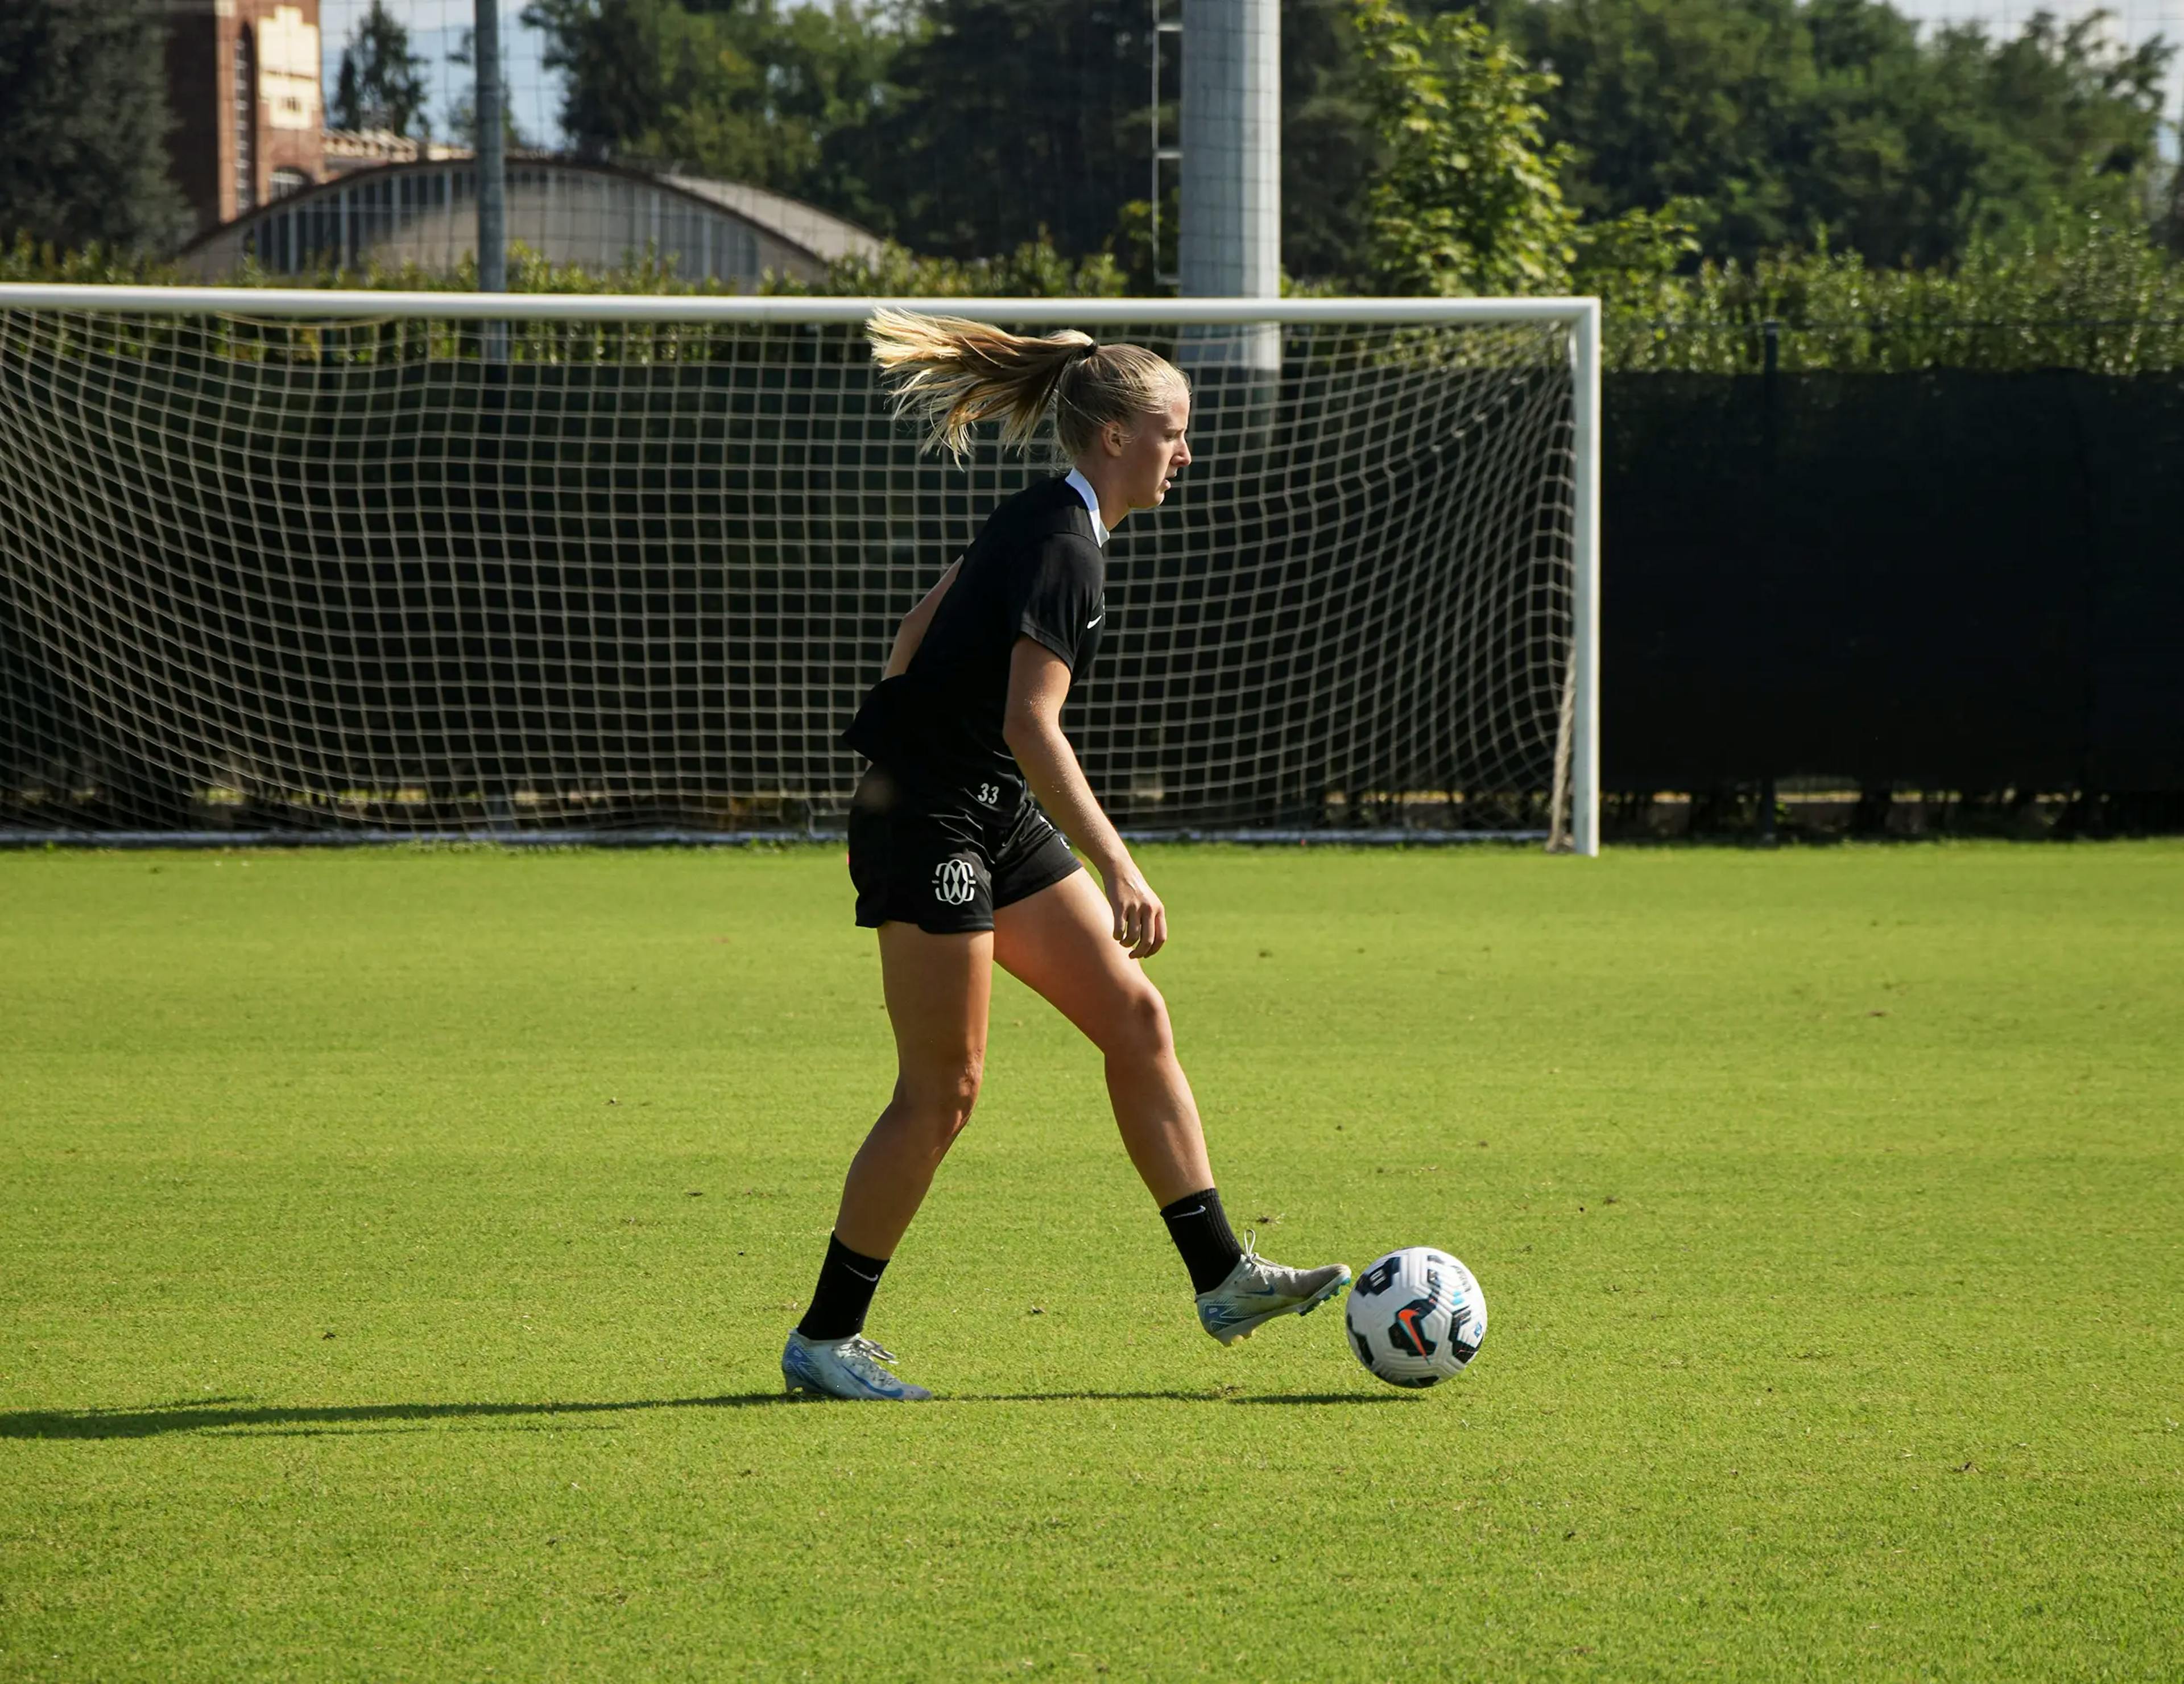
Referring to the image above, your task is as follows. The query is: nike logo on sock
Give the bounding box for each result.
[846,1265,881,1282]
[1169,1204,1205,1217]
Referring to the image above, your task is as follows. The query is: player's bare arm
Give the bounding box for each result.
[1002,635,1166,958]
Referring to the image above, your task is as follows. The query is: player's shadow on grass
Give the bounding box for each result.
[3,1389,1407,1437]
[0,1394,795,1440]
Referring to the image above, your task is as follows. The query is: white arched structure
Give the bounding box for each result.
[182,160,888,290]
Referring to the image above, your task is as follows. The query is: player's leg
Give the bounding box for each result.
[837,922,992,1258]
[992,868,1350,1344]
[783,922,990,1401]
[992,868,1207,1200]
[785,771,995,1402]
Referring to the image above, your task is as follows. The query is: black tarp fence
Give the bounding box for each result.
[1603,365,2184,795]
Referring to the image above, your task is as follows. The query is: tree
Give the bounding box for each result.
[332,0,431,137]
[765,1,916,226]
[1475,0,1810,257]
[1902,11,2170,256]
[1476,0,2175,265]
[525,0,905,200]
[1347,0,1579,292]
[1283,0,1383,282]
[834,0,1154,256]
[449,26,532,150]
[521,0,1383,274]
[527,0,1156,258]
[0,0,188,253]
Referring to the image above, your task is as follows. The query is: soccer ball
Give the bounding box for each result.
[1344,1247,1487,1388]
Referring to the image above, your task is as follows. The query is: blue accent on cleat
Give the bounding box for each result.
[781,1330,933,1401]
[1195,1234,1353,1346]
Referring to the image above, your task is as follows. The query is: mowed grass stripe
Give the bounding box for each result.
[2,843,2178,1681]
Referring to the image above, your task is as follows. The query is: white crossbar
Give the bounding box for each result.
[0,284,1598,328]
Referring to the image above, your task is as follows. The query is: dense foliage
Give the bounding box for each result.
[1477,0,2176,266]
[522,0,909,221]
[849,0,1159,259]
[0,0,188,254]
[516,0,2179,280]
[522,0,1156,261]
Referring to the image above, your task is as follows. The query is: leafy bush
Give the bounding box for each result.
[762,237,1130,298]
[0,234,187,287]
[1607,216,2184,372]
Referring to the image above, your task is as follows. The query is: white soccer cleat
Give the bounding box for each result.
[1196,1235,1352,1345]
[780,1330,933,1401]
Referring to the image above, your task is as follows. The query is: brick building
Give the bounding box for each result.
[164,0,326,234]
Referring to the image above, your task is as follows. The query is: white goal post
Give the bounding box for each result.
[0,287,1599,852]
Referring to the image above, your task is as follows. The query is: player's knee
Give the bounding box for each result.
[941,1060,983,1129]
[897,1058,982,1148]
[1105,983,1174,1063]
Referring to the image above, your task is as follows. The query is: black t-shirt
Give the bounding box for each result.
[843,474,1107,804]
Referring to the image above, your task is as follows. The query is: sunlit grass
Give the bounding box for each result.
[2,842,2178,1680]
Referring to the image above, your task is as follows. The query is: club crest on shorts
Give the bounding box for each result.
[932,857,978,906]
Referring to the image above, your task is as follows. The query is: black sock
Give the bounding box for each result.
[1161,1187,1244,1294]
[797,1233,890,1342]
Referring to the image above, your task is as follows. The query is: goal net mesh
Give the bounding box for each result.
[0,301,1578,837]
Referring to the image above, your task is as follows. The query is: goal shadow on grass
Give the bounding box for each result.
[950,1391,1412,1406]
[3,1389,1410,1438]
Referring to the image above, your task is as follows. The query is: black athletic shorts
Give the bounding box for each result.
[848,765,1082,935]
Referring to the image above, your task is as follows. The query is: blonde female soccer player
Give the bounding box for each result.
[781,309,1349,1401]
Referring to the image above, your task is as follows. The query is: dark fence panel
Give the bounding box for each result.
[2075,377,2184,791]
[1603,370,2184,793]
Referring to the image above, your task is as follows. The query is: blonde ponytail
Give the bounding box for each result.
[867,307,1185,464]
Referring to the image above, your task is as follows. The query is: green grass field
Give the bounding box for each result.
[2,842,2179,1681]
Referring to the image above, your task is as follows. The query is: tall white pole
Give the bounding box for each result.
[1570,300,1602,857]
[474,0,507,297]
[1178,0,1279,299]
[1179,0,1279,375]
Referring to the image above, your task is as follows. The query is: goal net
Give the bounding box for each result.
[0,290,1598,847]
